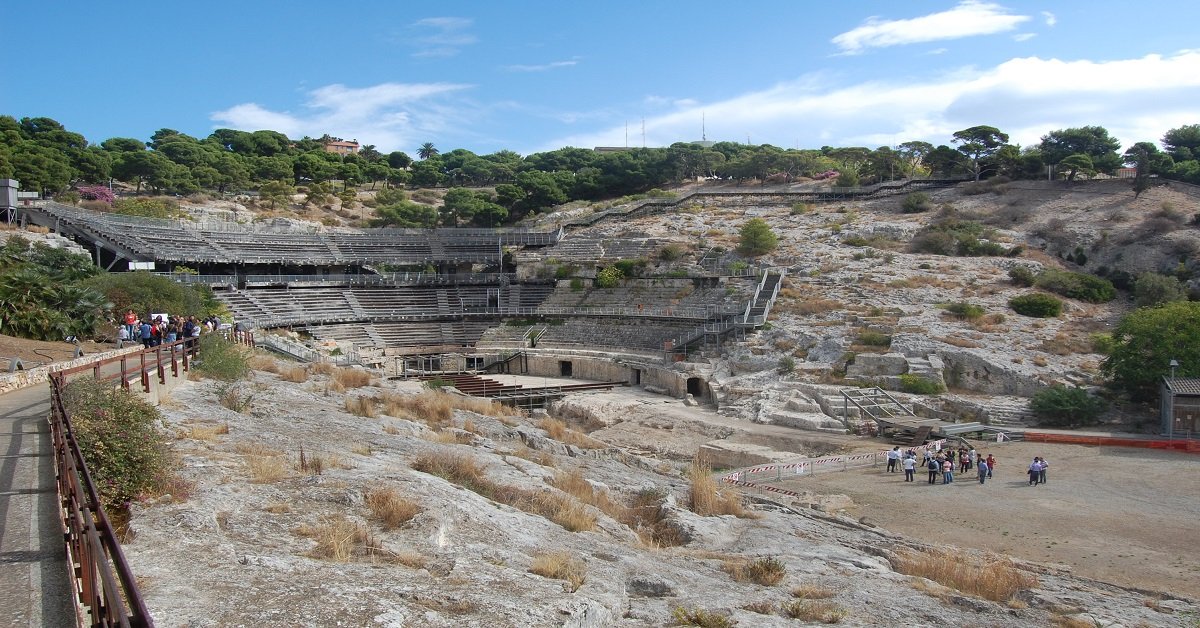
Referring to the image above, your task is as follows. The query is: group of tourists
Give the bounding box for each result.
[886,445,1053,488]
[1028,456,1049,485]
[117,309,219,349]
[886,445,998,485]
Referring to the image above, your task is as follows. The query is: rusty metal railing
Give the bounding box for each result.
[46,335,218,627]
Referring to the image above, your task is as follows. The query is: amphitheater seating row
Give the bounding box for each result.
[304,320,494,350]
[37,203,558,265]
[533,319,696,352]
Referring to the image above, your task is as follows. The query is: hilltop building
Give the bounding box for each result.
[323,139,359,155]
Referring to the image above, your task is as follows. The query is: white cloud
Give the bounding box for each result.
[1013,32,1037,42]
[1041,11,1057,26]
[832,1,1030,54]
[537,51,1200,153]
[409,16,476,58]
[211,82,472,151]
[503,60,578,72]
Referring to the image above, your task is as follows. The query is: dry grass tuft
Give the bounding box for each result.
[242,446,288,483]
[621,488,687,548]
[263,502,291,514]
[384,391,453,426]
[248,355,280,373]
[892,548,1037,602]
[935,335,982,349]
[687,453,750,517]
[538,417,606,449]
[529,551,586,592]
[351,443,372,456]
[296,515,377,562]
[741,600,776,615]
[780,600,848,623]
[723,556,787,586]
[179,422,229,441]
[385,391,523,428]
[280,366,309,382]
[671,606,734,628]
[549,468,625,522]
[505,445,557,468]
[1049,616,1096,628]
[344,396,377,418]
[333,368,373,389]
[365,487,423,530]
[791,583,837,599]
[390,550,428,570]
[779,297,843,316]
[310,362,336,375]
[1040,332,1093,356]
[382,423,401,435]
[412,451,595,531]
[424,428,474,445]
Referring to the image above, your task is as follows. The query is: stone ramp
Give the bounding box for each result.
[0,385,77,627]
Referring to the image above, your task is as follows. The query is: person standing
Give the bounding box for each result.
[985,454,996,478]
[1038,457,1048,484]
[927,456,940,484]
[942,458,954,484]
[140,318,153,349]
[887,446,900,473]
[977,458,989,484]
[902,454,916,482]
[1028,458,1041,486]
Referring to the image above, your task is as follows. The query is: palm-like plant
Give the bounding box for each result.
[417,142,439,160]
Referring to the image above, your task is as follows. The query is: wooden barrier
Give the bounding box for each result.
[1023,431,1199,453]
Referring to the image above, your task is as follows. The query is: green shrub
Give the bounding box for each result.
[1009,293,1063,318]
[658,243,687,261]
[423,377,452,390]
[1090,333,1114,355]
[61,378,173,509]
[1030,385,1107,427]
[569,278,584,292]
[193,334,251,381]
[112,197,184,219]
[595,266,623,289]
[777,356,796,375]
[944,302,985,320]
[790,202,813,215]
[911,219,1013,257]
[901,192,933,214]
[1008,265,1037,287]
[554,264,580,279]
[899,374,944,395]
[842,235,870,247]
[738,218,778,256]
[614,258,646,277]
[855,331,892,347]
[1133,272,1187,307]
[1034,269,1116,303]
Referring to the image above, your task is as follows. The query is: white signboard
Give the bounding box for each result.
[128,261,156,270]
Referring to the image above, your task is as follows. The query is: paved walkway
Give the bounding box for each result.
[0,384,77,627]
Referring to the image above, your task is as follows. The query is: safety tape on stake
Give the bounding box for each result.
[721,439,952,485]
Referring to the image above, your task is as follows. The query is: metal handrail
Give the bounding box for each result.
[46,341,207,628]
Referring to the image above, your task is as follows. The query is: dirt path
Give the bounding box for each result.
[536,384,1200,599]
[755,440,1200,599]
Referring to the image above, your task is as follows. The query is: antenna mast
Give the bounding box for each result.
[702,112,707,142]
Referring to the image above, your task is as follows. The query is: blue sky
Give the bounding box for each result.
[5,1,1200,156]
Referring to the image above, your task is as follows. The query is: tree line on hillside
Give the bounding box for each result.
[3,115,1200,226]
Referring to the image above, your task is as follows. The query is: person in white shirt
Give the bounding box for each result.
[902,454,916,482]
